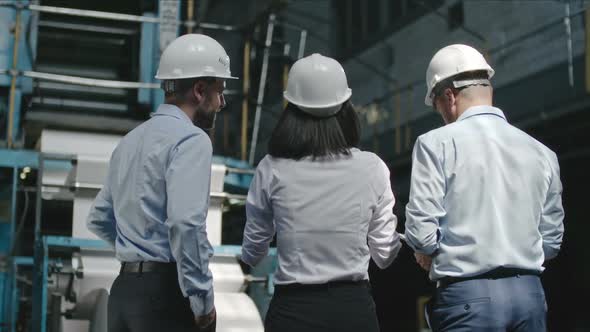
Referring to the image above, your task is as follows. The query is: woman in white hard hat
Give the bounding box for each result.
[241,53,402,332]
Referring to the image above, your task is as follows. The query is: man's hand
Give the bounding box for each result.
[195,307,216,330]
[414,253,432,271]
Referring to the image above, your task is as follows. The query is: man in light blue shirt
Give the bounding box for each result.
[405,44,564,331]
[87,34,237,332]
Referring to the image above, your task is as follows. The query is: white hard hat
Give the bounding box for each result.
[424,44,494,106]
[284,53,352,117]
[155,34,238,80]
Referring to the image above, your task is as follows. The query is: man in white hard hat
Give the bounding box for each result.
[87,34,237,332]
[405,44,564,331]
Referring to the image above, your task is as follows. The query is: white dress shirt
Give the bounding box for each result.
[405,105,565,281]
[242,149,402,284]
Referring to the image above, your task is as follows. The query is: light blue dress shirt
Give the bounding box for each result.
[405,105,564,281]
[87,104,214,315]
[242,150,402,284]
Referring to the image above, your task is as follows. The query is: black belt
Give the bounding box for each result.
[438,267,540,288]
[274,280,369,292]
[120,261,177,274]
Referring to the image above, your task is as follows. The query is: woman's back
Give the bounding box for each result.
[241,53,400,332]
[244,149,399,284]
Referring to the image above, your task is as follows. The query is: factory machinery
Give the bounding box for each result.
[0,1,283,331]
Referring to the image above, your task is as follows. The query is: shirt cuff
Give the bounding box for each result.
[542,243,560,261]
[407,227,442,256]
[240,246,268,267]
[189,288,215,316]
[240,250,255,267]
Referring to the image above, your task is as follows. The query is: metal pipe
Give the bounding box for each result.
[565,3,574,87]
[22,70,160,89]
[298,29,307,59]
[7,8,22,148]
[187,0,195,33]
[225,167,255,175]
[210,192,247,200]
[2,70,241,93]
[241,40,251,161]
[198,22,238,31]
[249,14,276,165]
[37,20,137,35]
[29,4,162,23]
[35,154,43,240]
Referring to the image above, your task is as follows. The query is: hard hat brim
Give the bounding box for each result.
[155,74,239,80]
[283,88,352,110]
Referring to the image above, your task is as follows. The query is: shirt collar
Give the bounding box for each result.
[151,104,193,124]
[457,105,506,122]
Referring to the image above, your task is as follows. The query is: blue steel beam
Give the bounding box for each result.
[8,257,33,332]
[138,12,156,106]
[45,236,110,250]
[0,149,37,168]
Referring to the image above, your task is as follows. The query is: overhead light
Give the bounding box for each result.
[20,172,26,180]
[23,167,31,173]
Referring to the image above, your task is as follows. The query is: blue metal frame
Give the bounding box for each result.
[0,151,258,331]
[1,1,37,144]
[138,12,156,107]
[6,257,33,332]
[0,149,38,168]
[30,235,276,332]
[32,236,110,332]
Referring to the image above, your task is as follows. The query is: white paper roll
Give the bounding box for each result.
[216,293,265,332]
[210,256,246,293]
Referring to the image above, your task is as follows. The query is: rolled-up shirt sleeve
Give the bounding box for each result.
[405,136,446,255]
[166,133,214,316]
[368,160,401,269]
[540,152,565,260]
[242,158,275,267]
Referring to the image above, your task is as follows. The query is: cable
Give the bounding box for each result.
[10,188,29,257]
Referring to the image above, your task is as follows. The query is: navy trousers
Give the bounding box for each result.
[265,281,379,332]
[108,268,215,332]
[430,274,546,332]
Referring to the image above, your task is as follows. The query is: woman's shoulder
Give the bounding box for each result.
[351,149,386,168]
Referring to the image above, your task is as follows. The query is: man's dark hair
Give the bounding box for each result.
[268,101,361,160]
[164,77,217,98]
